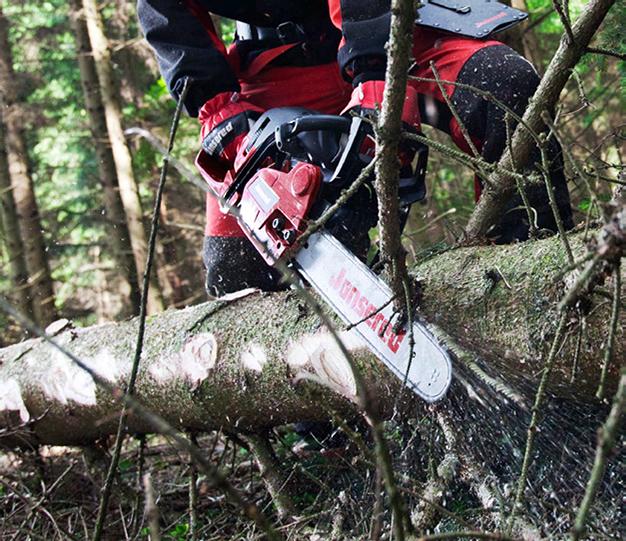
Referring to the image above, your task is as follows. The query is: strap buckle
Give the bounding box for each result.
[276,21,306,44]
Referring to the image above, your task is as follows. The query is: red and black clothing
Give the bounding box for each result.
[137,0,573,296]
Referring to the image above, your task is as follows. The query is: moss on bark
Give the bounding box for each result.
[0,230,622,446]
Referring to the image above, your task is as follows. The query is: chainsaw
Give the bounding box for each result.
[196,108,452,402]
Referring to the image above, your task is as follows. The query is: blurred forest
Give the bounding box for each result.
[0,0,624,540]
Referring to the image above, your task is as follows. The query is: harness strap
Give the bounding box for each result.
[239,43,300,79]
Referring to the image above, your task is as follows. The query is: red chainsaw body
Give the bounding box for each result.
[196,143,322,264]
[239,162,322,263]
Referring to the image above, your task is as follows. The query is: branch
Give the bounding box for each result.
[375,0,415,327]
[571,370,626,540]
[464,0,618,241]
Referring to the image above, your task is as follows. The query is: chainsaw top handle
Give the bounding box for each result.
[223,109,360,202]
[275,115,352,150]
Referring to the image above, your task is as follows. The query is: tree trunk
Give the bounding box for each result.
[0,6,57,327]
[0,105,33,319]
[0,229,622,447]
[68,0,141,318]
[108,0,149,109]
[81,0,164,314]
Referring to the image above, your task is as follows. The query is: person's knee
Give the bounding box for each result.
[474,45,539,109]
[203,236,284,298]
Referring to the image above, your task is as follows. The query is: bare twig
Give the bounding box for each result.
[93,77,190,541]
[538,134,574,264]
[595,262,621,400]
[374,0,416,351]
[143,473,160,541]
[356,1,417,536]
[0,478,80,541]
[507,311,569,532]
[505,112,538,238]
[244,433,297,520]
[586,46,626,61]
[571,370,626,540]
[189,434,198,541]
[415,532,514,541]
[552,0,575,44]
[299,159,376,246]
[429,62,480,158]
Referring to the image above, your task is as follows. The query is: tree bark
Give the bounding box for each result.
[81,0,164,314]
[464,0,617,241]
[69,0,141,318]
[0,105,33,320]
[0,229,622,447]
[375,0,415,315]
[0,5,57,327]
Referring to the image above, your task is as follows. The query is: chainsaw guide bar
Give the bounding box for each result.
[295,232,452,402]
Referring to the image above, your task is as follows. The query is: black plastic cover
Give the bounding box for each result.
[416,0,528,39]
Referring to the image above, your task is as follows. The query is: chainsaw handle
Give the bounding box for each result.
[275,115,352,149]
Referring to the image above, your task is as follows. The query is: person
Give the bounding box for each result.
[137,0,574,298]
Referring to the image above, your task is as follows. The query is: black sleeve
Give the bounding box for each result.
[137,0,240,116]
[334,0,391,83]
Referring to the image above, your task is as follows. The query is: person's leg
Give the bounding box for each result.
[203,171,286,298]
[411,33,574,242]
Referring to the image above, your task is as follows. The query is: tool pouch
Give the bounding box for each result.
[416,0,528,39]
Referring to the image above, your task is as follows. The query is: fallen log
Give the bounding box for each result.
[0,229,623,447]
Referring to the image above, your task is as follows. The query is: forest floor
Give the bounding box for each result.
[1,408,622,540]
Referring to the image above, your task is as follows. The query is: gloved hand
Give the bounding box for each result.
[342,80,427,205]
[198,92,262,165]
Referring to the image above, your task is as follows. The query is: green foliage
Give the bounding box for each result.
[166,522,190,540]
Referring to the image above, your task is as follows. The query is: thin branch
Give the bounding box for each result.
[586,46,626,61]
[363,1,417,536]
[429,62,480,158]
[595,262,621,400]
[415,531,513,541]
[244,433,297,520]
[93,77,190,541]
[299,159,376,246]
[571,370,626,540]
[506,112,538,238]
[188,433,198,541]
[507,311,569,533]
[552,0,575,44]
[374,0,416,349]
[538,133,574,264]
[143,473,160,541]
